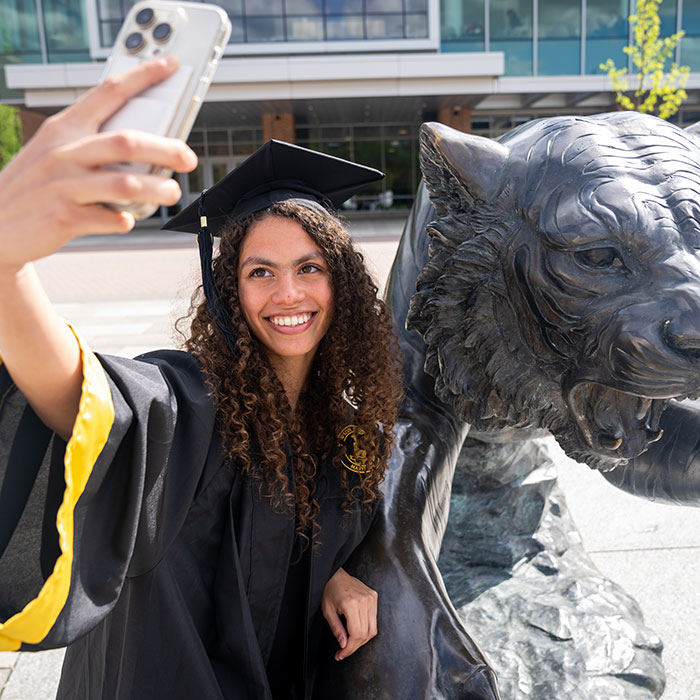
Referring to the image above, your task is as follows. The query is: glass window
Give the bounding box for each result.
[658,0,677,36]
[245,0,283,15]
[385,139,416,201]
[366,14,404,38]
[685,1,700,33]
[538,0,580,74]
[218,0,244,15]
[285,0,323,14]
[585,0,627,74]
[406,0,428,11]
[490,0,533,74]
[43,0,90,61]
[353,141,383,195]
[96,0,129,22]
[326,0,362,13]
[354,124,382,139]
[490,0,532,39]
[367,0,402,11]
[681,37,700,72]
[207,130,230,156]
[491,39,532,74]
[229,18,246,42]
[406,13,428,38]
[682,1,700,71]
[586,0,627,37]
[0,0,42,54]
[440,0,485,46]
[188,165,204,193]
[286,16,324,40]
[326,15,364,38]
[245,16,285,41]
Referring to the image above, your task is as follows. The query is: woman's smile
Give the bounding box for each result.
[267,311,316,329]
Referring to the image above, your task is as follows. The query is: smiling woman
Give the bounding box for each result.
[0,69,403,700]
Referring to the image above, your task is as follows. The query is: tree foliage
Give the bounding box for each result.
[0,104,22,169]
[600,0,689,119]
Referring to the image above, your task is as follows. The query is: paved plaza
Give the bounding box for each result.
[2,219,700,699]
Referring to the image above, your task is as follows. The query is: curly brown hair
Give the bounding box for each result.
[182,200,402,540]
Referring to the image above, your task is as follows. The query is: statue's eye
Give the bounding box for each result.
[574,247,624,270]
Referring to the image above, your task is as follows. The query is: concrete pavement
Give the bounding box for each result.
[2,216,700,698]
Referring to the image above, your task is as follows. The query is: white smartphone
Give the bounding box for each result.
[99,0,231,219]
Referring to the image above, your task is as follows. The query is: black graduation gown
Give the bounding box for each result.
[0,345,376,699]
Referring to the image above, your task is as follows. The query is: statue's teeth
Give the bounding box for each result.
[635,397,652,420]
[599,434,622,450]
[646,428,664,443]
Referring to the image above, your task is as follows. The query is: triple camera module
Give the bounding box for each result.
[125,7,173,54]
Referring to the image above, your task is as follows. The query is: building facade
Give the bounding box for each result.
[2,0,700,210]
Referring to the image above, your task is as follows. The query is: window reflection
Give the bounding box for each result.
[326,0,363,14]
[491,0,532,38]
[246,0,283,15]
[286,17,324,40]
[658,0,677,36]
[43,0,90,61]
[538,0,580,74]
[367,14,404,38]
[285,0,323,14]
[491,0,532,74]
[326,15,364,39]
[586,0,626,73]
[0,0,42,53]
[441,0,485,51]
[92,0,428,46]
[245,16,285,41]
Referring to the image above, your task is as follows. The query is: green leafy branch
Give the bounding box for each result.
[0,105,21,169]
[600,0,689,119]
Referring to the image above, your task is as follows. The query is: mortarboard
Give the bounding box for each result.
[162,139,384,357]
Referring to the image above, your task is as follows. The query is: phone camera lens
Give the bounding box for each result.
[135,8,154,27]
[124,32,145,52]
[152,22,172,42]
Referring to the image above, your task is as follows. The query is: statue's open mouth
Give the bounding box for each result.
[565,382,675,464]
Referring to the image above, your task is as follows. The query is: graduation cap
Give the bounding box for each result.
[162,139,384,357]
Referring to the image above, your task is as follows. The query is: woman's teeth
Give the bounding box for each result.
[269,313,312,327]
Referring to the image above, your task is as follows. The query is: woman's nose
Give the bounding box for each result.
[272,274,305,305]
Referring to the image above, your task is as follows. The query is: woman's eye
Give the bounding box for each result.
[250,267,271,278]
[574,247,624,270]
[299,263,321,274]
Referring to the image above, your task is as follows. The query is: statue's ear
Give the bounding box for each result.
[420,122,508,210]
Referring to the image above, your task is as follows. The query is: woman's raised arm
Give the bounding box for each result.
[0,56,197,439]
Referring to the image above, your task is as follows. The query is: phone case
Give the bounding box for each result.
[99,1,232,219]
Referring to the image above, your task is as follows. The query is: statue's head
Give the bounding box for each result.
[408,113,700,470]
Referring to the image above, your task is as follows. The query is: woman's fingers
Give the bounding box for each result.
[335,591,378,661]
[321,567,378,662]
[321,604,348,650]
[60,129,197,172]
[64,56,180,130]
[60,171,183,208]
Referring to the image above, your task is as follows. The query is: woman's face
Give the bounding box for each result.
[237,215,334,370]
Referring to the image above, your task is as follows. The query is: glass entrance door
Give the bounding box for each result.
[184,156,248,205]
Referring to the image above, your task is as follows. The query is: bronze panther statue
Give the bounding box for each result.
[314,112,700,699]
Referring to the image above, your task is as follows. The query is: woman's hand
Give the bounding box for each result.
[0,55,197,271]
[321,567,378,661]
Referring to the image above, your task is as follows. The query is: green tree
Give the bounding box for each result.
[600,0,689,119]
[0,104,22,168]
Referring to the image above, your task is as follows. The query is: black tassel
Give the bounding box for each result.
[198,190,239,357]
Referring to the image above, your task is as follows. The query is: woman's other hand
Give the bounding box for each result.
[321,567,378,661]
[0,55,197,270]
